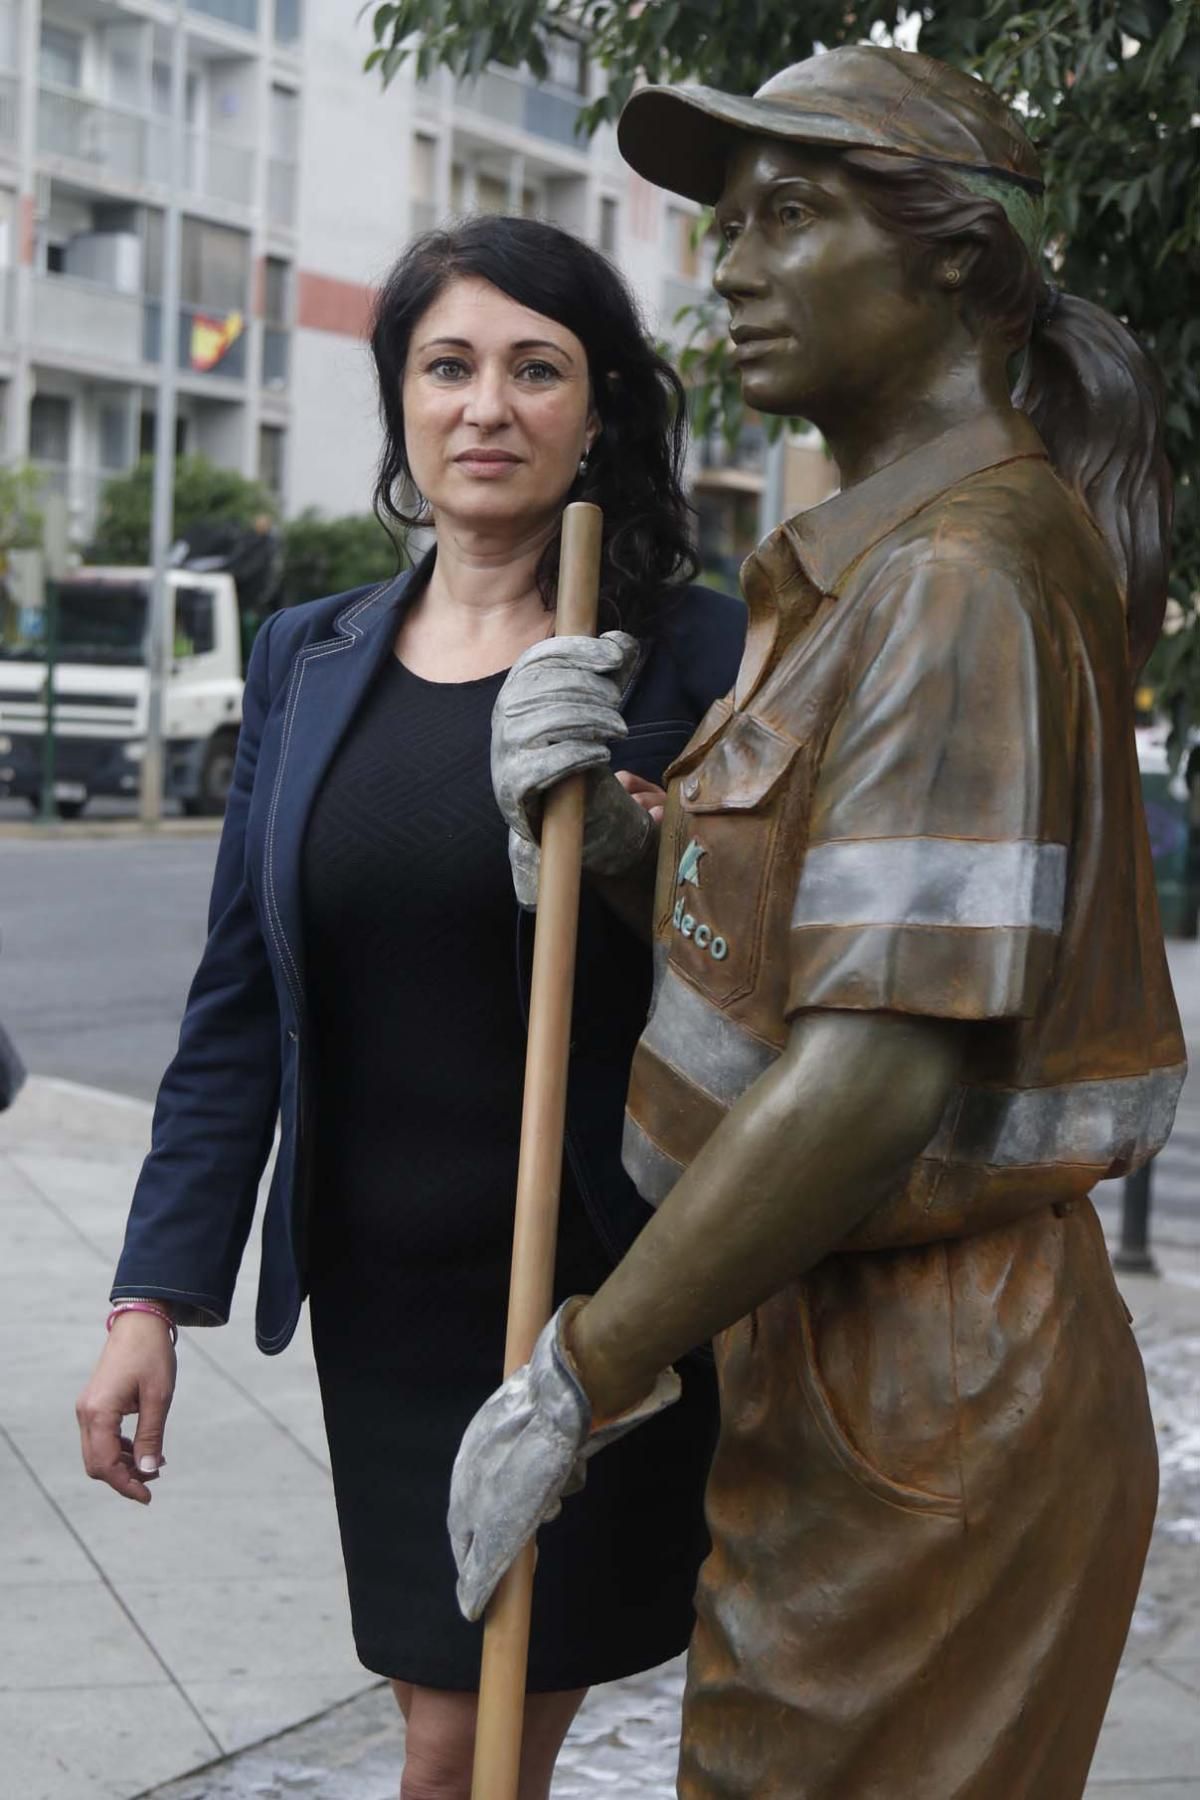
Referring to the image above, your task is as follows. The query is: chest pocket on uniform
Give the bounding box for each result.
[663,713,802,1007]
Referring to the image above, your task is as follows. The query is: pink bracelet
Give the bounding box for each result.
[106,1302,179,1345]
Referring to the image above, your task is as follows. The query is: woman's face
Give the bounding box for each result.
[401,276,598,535]
[714,139,948,426]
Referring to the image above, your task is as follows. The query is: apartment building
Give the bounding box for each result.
[0,0,819,550]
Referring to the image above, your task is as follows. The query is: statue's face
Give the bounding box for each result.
[714,138,944,421]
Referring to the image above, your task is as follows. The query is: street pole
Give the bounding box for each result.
[758,427,787,542]
[1113,1161,1159,1276]
[38,565,56,824]
[35,493,68,826]
[141,0,186,824]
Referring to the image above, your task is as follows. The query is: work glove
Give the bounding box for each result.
[449,1301,681,1622]
[491,633,654,908]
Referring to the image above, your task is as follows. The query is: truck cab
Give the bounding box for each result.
[0,566,243,817]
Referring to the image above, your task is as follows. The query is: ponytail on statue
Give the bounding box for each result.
[1013,289,1173,675]
[840,148,1174,678]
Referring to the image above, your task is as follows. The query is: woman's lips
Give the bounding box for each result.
[454,451,522,476]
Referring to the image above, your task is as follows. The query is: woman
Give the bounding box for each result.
[452,49,1184,1799]
[76,217,745,1799]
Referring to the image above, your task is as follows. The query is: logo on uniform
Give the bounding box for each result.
[677,838,706,886]
[672,837,727,960]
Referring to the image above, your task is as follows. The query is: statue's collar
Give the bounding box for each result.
[735,409,1048,707]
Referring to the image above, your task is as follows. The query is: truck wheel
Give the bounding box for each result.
[184,731,238,817]
[27,794,86,819]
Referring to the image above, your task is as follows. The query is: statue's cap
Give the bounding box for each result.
[618,45,1043,209]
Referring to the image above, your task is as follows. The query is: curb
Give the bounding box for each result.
[0,818,223,841]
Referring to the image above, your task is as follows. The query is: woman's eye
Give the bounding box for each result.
[518,361,561,383]
[428,357,468,379]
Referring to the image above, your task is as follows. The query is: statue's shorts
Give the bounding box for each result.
[679,1198,1157,1799]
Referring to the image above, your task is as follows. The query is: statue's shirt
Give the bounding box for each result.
[626,407,1184,1245]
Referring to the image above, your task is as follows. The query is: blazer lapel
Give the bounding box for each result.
[263,567,421,1018]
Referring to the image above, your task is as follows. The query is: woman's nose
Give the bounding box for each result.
[463,367,513,429]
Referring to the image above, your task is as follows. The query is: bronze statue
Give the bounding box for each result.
[450,46,1183,1797]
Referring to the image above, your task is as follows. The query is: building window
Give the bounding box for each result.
[667,204,701,281]
[599,197,618,257]
[263,256,290,326]
[97,403,130,472]
[30,393,71,464]
[269,85,299,162]
[39,22,83,91]
[258,424,285,500]
[261,258,290,388]
[179,219,249,312]
[151,61,199,123]
[546,29,587,95]
[139,412,188,458]
[186,0,259,33]
[274,0,302,46]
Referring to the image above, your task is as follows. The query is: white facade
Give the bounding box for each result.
[0,0,731,544]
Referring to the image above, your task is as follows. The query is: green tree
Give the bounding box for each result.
[279,508,404,607]
[0,464,45,552]
[87,455,276,564]
[367,0,1200,709]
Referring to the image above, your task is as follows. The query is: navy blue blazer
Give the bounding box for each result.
[112,564,746,1352]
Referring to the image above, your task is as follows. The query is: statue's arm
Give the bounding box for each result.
[568,1008,963,1421]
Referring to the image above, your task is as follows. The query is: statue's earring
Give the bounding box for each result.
[944,267,962,288]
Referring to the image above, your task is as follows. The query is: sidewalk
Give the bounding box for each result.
[3,1044,1199,1798]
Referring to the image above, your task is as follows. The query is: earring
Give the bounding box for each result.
[578,451,589,476]
[944,267,962,287]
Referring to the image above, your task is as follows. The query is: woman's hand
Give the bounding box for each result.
[76,1313,177,1505]
[614,770,667,825]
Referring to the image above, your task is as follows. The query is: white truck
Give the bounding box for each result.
[0,564,245,818]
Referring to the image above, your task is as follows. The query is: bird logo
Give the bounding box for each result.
[676,838,706,887]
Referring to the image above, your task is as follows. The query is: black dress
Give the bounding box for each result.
[302,653,717,1691]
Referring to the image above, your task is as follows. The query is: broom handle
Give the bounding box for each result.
[469,502,604,1800]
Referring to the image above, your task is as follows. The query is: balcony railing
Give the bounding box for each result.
[142,299,248,381]
[28,275,250,385]
[0,265,14,338]
[38,87,255,212]
[32,273,144,365]
[452,65,586,151]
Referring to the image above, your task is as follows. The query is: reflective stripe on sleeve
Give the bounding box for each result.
[621,1114,685,1207]
[792,837,1067,932]
[928,1063,1186,1171]
[640,965,779,1105]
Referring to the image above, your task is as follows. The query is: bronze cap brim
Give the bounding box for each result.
[618,84,913,206]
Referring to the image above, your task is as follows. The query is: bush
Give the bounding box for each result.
[88,457,276,564]
[0,465,45,552]
[279,509,404,607]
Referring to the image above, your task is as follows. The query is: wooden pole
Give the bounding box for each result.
[469,502,604,1800]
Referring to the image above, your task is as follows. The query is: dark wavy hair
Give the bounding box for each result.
[841,149,1173,676]
[369,215,698,636]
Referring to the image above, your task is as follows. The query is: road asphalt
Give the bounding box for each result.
[1,839,1198,1798]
